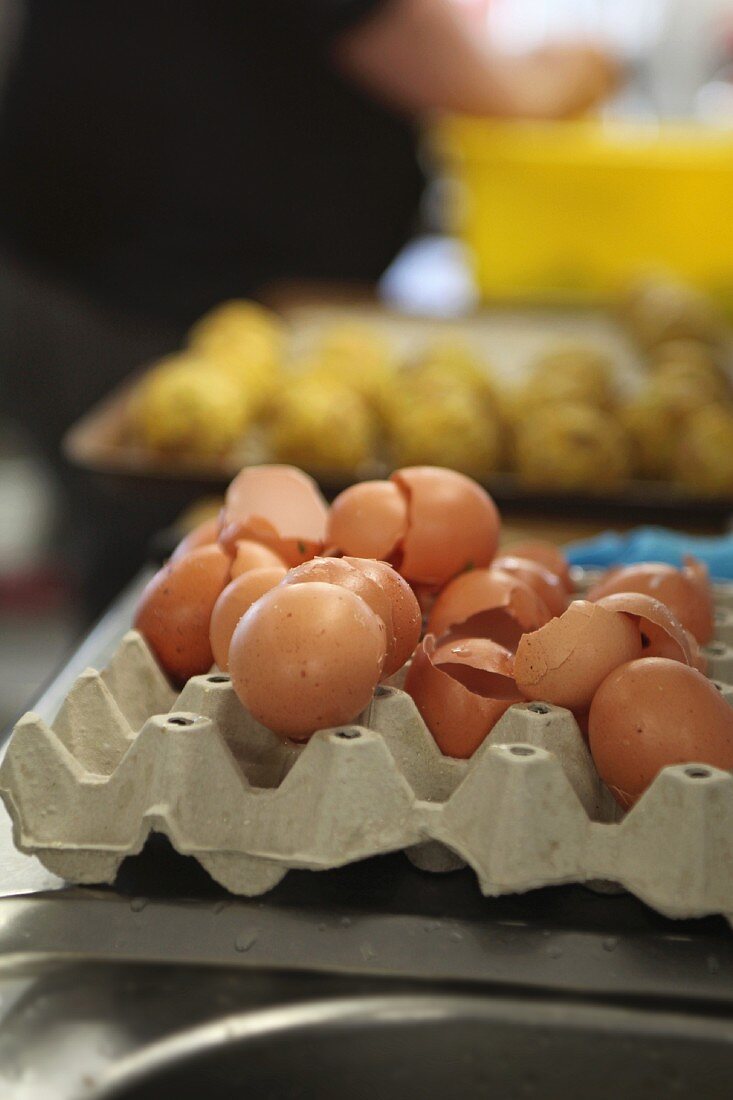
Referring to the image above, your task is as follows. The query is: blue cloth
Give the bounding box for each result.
[565,527,733,582]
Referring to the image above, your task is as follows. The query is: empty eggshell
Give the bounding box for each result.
[170,515,221,562]
[229,581,387,740]
[223,464,329,566]
[281,558,395,668]
[404,636,514,758]
[491,555,569,617]
[343,557,422,676]
[432,636,523,701]
[595,592,692,664]
[134,544,232,685]
[230,539,287,577]
[428,568,552,649]
[505,540,573,592]
[210,566,287,671]
[587,557,714,644]
[589,657,733,809]
[514,600,643,711]
[326,480,409,560]
[391,466,500,587]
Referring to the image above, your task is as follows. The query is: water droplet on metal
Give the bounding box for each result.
[130,897,148,913]
[449,930,463,942]
[339,916,352,928]
[547,944,563,959]
[602,936,618,952]
[317,922,327,932]
[360,942,376,961]
[235,929,258,953]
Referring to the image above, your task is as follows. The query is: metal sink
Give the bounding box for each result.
[3,960,733,1100]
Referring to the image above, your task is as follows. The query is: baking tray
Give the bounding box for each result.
[63,302,733,526]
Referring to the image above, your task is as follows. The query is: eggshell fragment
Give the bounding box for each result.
[514,600,643,711]
[223,464,328,566]
[229,582,387,740]
[404,636,513,758]
[281,558,395,670]
[343,557,421,676]
[505,539,573,592]
[134,545,232,685]
[230,539,287,577]
[391,466,500,586]
[170,516,220,562]
[428,568,552,649]
[491,555,569,617]
[595,592,692,665]
[210,566,287,671]
[587,557,714,644]
[432,637,523,701]
[326,481,408,560]
[589,657,733,809]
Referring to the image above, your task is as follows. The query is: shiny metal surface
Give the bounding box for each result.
[2,572,733,1098]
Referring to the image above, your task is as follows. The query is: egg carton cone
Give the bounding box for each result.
[3,611,733,921]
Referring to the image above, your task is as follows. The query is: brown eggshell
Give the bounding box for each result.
[281,558,396,671]
[432,636,523,701]
[343,557,422,676]
[170,516,220,562]
[404,636,513,759]
[686,631,708,674]
[514,600,643,711]
[505,540,573,592]
[491,555,569,617]
[391,466,500,586]
[589,657,733,808]
[134,545,232,685]
[209,566,287,671]
[595,592,692,664]
[229,581,387,741]
[427,568,552,649]
[223,464,328,566]
[587,557,714,644]
[230,539,287,577]
[326,480,408,560]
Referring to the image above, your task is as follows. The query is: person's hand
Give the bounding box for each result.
[503,45,621,120]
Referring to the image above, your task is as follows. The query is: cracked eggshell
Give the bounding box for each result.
[134,544,232,685]
[504,539,573,592]
[343,557,421,676]
[427,568,552,649]
[210,565,287,671]
[432,636,523,701]
[229,581,386,741]
[223,464,329,566]
[404,636,513,758]
[491,555,569,617]
[587,557,714,644]
[595,592,692,664]
[390,466,500,587]
[589,657,733,809]
[514,600,643,711]
[326,480,409,560]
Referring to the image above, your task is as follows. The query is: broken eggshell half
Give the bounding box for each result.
[404,634,519,758]
[427,568,552,650]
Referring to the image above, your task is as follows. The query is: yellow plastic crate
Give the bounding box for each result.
[439,117,733,308]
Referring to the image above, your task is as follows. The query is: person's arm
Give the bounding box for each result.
[333,0,618,119]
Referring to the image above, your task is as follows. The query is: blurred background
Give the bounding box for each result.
[3,0,733,726]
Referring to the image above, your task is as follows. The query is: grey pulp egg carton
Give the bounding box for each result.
[2,579,733,921]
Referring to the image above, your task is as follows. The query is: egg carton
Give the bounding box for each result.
[4,611,733,923]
